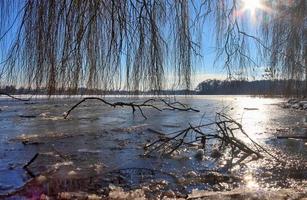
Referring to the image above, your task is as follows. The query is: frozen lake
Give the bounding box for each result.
[0,95,306,198]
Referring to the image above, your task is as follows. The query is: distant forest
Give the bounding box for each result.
[0,85,195,96]
[1,79,306,97]
[196,79,306,96]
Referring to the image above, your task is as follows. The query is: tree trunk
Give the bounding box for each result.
[304,15,307,97]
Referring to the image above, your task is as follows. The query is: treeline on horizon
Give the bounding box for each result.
[0,85,195,96]
[1,79,306,97]
[196,79,307,97]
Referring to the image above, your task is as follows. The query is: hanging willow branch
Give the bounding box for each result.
[63,97,200,119]
[0,0,202,93]
[0,0,305,95]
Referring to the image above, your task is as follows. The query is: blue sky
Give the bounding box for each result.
[0,1,266,89]
[187,0,266,87]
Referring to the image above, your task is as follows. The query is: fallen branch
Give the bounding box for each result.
[144,113,271,167]
[64,97,199,119]
[217,113,281,162]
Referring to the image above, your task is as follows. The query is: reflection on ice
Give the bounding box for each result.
[231,97,271,142]
[244,173,259,189]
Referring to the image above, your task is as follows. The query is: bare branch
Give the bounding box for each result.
[144,113,281,167]
[64,97,199,119]
[0,92,32,101]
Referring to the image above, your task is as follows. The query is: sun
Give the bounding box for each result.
[238,0,273,23]
[242,0,262,11]
[240,0,265,20]
[241,0,262,12]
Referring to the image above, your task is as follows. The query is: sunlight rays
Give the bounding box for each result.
[242,0,263,13]
[239,0,272,23]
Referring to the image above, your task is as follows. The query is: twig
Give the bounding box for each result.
[160,99,200,112]
[0,92,32,101]
[22,147,69,178]
[277,135,307,139]
[23,153,39,169]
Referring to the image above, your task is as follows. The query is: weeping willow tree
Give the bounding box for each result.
[0,0,306,96]
[260,0,306,96]
[0,0,199,94]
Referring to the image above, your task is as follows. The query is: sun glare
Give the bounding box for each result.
[240,0,266,21]
[242,0,262,12]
